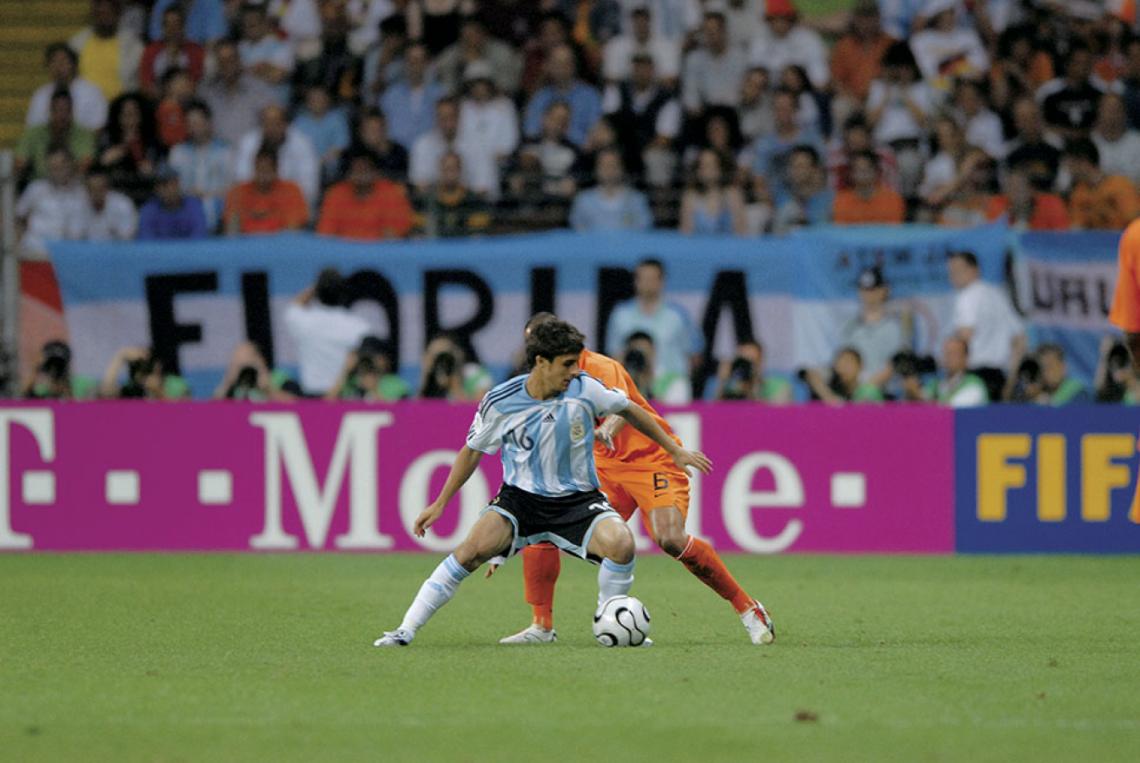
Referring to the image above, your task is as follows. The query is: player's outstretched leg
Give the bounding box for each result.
[499,542,562,644]
[649,508,775,645]
[375,511,513,647]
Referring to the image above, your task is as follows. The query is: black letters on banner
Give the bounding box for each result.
[345,270,401,366]
[241,272,275,367]
[596,266,634,351]
[530,267,556,317]
[423,270,494,362]
[144,272,219,375]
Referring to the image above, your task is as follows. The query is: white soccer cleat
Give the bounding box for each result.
[373,628,414,647]
[498,624,558,644]
[741,600,775,645]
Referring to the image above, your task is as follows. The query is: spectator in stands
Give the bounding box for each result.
[318,149,414,240]
[841,266,909,390]
[918,114,967,208]
[284,268,372,396]
[569,148,653,232]
[985,165,1069,231]
[866,41,932,197]
[200,40,277,147]
[223,148,309,235]
[605,258,701,385]
[714,340,793,404]
[1094,336,1138,403]
[620,330,688,403]
[347,109,409,181]
[602,52,680,184]
[1036,344,1090,405]
[97,92,161,205]
[1065,138,1140,230]
[829,113,899,193]
[293,1,363,103]
[947,249,1026,401]
[749,0,828,91]
[70,164,138,241]
[234,104,321,209]
[937,148,997,227]
[69,0,144,100]
[293,84,351,184]
[989,25,1055,116]
[602,4,680,86]
[801,347,884,403]
[23,341,97,400]
[908,0,988,94]
[167,101,232,232]
[414,152,492,238]
[777,64,826,137]
[687,105,744,177]
[139,5,204,99]
[436,15,523,95]
[952,77,1005,160]
[508,101,581,202]
[520,11,573,98]
[457,61,520,170]
[363,14,409,100]
[922,337,989,407]
[743,173,774,235]
[326,336,411,402]
[737,66,774,143]
[15,147,87,257]
[772,145,833,233]
[155,69,197,150]
[828,0,891,124]
[410,97,499,198]
[832,152,905,225]
[16,89,95,183]
[381,43,445,150]
[741,89,823,200]
[239,3,295,104]
[524,43,603,147]
[1092,93,1140,189]
[1040,43,1104,141]
[418,333,492,401]
[147,0,228,45]
[27,42,107,132]
[101,346,191,400]
[1003,96,1062,192]
[681,9,745,118]
[679,149,745,235]
[137,165,208,240]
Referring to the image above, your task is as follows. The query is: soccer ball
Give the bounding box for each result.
[593,596,651,647]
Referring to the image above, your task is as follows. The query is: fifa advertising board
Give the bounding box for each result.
[0,403,954,554]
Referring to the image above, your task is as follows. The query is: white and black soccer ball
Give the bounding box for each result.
[593,595,651,647]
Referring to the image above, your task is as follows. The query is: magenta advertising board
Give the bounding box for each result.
[0,403,955,554]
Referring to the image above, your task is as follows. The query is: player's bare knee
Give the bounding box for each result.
[607,523,635,565]
[656,529,687,558]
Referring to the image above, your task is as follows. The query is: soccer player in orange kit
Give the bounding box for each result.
[491,313,775,645]
[1110,219,1140,369]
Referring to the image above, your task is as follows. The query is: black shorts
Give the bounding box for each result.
[484,484,621,563]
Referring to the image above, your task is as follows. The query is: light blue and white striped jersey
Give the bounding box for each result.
[466,373,631,497]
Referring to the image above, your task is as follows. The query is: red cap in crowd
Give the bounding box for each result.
[766,0,798,18]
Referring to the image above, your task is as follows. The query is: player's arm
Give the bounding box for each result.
[1126,333,1140,374]
[413,446,483,537]
[614,403,712,475]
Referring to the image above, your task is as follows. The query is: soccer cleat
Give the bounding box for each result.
[499,625,558,644]
[741,600,775,645]
[373,628,414,647]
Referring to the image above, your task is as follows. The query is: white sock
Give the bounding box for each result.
[398,554,470,634]
[597,557,635,604]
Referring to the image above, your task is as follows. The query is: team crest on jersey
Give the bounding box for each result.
[570,420,586,442]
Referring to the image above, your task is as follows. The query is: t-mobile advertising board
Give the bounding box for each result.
[0,403,954,554]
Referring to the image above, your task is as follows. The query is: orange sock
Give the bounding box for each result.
[522,543,561,630]
[677,536,754,614]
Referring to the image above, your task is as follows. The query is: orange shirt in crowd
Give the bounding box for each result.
[224,179,309,234]
[985,193,1070,230]
[157,99,187,148]
[316,180,414,240]
[1069,175,1140,230]
[832,185,905,225]
[1110,218,1140,332]
[830,33,892,102]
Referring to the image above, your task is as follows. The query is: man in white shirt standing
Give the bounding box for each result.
[411,97,499,199]
[947,250,1026,401]
[603,4,681,85]
[26,43,107,132]
[70,165,138,241]
[283,269,373,396]
[15,147,88,258]
[748,0,829,91]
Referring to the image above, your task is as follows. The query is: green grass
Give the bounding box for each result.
[2,554,1139,762]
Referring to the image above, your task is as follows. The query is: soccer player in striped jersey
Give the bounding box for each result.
[493,313,775,646]
[375,319,712,647]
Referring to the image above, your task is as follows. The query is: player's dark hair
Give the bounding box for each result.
[526,320,585,366]
[524,312,558,336]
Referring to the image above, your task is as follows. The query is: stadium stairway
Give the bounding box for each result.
[0,0,90,148]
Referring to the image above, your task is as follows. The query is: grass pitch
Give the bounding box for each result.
[2,554,1138,762]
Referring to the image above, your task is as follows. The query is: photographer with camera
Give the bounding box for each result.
[841,266,911,394]
[888,349,938,403]
[417,334,492,401]
[714,340,792,403]
[213,342,299,402]
[327,336,411,402]
[926,337,989,407]
[621,332,689,404]
[1095,336,1140,403]
[100,346,190,400]
[23,341,97,400]
[800,347,884,404]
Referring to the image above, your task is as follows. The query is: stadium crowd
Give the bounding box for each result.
[12,0,1139,404]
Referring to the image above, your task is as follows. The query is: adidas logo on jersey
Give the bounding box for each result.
[542,412,556,423]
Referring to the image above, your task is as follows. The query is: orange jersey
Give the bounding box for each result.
[579,349,680,470]
[1110,218,1140,332]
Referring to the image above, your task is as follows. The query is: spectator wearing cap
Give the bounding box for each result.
[740,89,823,201]
[233,105,321,209]
[569,148,653,232]
[952,77,1005,160]
[137,165,208,240]
[436,15,523,96]
[224,148,309,235]
[292,84,352,184]
[16,89,96,182]
[772,144,833,233]
[947,250,1026,401]
[284,269,373,397]
[414,152,492,239]
[865,41,932,197]
[15,147,88,257]
[69,0,144,100]
[238,3,295,105]
[318,150,414,240]
[457,61,520,168]
[23,341,98,400]
[1065,138,1140,230]
[908,0,988,94]
[139,5,205,99]
[829,1,891,122]
[1003,96,1063,191]
[1092,93,1140,189]
[200,40,277,147]
[168,101,233,231]
[602,4,680,85]
[985,165,1069,231]
[832,152,905,225]
[70,165,139,242]
[346,109,409,181]
[27,43,107,132]
[524,43,604,147]
[1039,43,1106,142]
[748,0,829,91]
[841,266,910,389]
[828,114,900,193]
[411,97,500,199]
[681,9,745,118]
[380,43,445,151]
[602,51,680,182]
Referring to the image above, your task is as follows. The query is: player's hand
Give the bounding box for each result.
[672,448,712,475]
[484,562,499,579]
[594,425,616,454]
[413,501,445,537]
